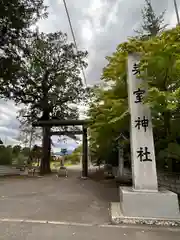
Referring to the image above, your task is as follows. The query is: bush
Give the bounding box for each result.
[65,153,80,164]
[0,146,12,165]
[13,153,26,166]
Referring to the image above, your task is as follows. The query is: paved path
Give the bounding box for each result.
[0,221,180,240]
[0,166,180,239]
[0,166,118,224]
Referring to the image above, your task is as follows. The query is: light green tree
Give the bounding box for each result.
[88,26,180,172]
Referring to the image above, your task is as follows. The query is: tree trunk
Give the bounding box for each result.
[40,126,51,174]
[40,70,51,175]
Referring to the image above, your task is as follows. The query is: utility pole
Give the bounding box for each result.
[62,0,87,86]
[174,0,180,25]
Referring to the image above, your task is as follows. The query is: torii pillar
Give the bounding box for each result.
[82,126,88,179]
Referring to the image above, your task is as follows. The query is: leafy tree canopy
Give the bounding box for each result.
[0,0,47,89]
[14,31,88,122]
[88,25,180,171]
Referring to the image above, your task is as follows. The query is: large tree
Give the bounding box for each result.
[14,31,88,174]
[0,0,47,91]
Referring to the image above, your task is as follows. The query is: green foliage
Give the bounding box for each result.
[158,143,180,161]
[156,142,180,171]
[30,145,42,166]
[65,145,82,164]
[0,145,12,165]
[20,147,30,164]
[0,143,43,166]
[88,52,129,165]
[13,153,26,166]
[13,31,88,119]
[12,145,21,156]
[73,145,82,155]
[88,25,180,172]
[31,145,42,158]
[135,0,167,38]
[0,0,47,91]
[65,154,80,164]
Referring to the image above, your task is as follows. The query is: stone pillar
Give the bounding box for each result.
[118,144,124,178]
[82,126,88,178]
[127,53,158,191]
[118,53,180,219]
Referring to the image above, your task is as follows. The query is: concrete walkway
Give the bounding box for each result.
[0,166,118,224]
[0,166,180,239]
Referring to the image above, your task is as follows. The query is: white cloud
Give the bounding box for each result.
[85,0,108,33]
[81,20,93,44]
[52,135,80,153]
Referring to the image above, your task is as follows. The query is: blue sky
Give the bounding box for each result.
[0,0,178,152]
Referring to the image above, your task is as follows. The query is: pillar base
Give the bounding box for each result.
[81,176,88,180]
[119,187,180,218]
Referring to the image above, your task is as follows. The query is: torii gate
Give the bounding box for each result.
[32,119,89,178]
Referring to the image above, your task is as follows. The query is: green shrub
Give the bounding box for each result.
[0,146,12,165]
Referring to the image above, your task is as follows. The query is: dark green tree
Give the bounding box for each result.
[15,31,88,174]
[0,0,47,92]
[12,145,21,157]
[22,147,30,157]
[0,145,12,165]
[135,0,167,38]
[31,145,42,166]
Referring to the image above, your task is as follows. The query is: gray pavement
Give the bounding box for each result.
[0,165,180,239]
[0,221,180,240]
[0,166,118,224]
